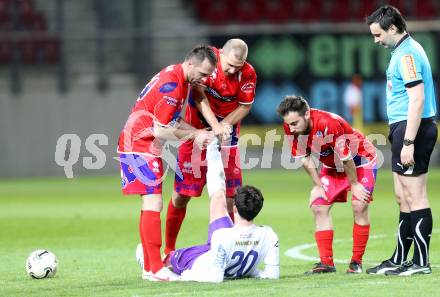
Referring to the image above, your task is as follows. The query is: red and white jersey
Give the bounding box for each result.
[283,109,376,169]
[184,47,257,133]
[181,225,279,283]
[118,64,189,156]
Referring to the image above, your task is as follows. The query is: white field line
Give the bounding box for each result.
[285,230,439,268]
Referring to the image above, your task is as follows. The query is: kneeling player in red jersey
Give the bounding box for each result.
[278,95,377,274]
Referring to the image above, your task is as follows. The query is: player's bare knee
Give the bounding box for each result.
[351,201,368,217]
[141,194,163,211]
[311,204,330,218]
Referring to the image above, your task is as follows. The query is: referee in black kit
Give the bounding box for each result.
[366,5,438,275]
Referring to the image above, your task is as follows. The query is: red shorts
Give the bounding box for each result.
[174,141,242,197]
[312,161,377,206]
[119,153,164,195]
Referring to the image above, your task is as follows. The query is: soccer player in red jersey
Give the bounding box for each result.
[164,39,257,257]
[277,95,377,274]
[117,45,228,281]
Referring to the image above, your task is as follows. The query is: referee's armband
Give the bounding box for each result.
[405,80,423,88]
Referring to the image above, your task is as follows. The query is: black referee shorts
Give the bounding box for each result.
[388,117,438,176]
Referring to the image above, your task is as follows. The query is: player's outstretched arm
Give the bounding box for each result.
[153,122,214,147]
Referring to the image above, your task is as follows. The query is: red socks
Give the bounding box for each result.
[140,210,163,273]
[164,200,186,255]
[351,223,370,264]
[315,230,334,266]
[315,224,370,266]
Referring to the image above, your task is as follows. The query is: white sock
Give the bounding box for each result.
[206,138,225,197]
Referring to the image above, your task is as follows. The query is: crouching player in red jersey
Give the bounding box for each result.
[164,39,257,257]
[117,45,230,281]
[277,95,378,274]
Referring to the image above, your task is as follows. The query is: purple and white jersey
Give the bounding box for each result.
[181,225,279,282]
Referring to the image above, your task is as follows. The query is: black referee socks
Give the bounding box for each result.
[390,212,413,265]
[410,208,432,267]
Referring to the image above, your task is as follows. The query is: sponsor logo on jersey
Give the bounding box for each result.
[235,240,260,246]
[241,82,255,93]
[152,161,160,173]
[205,86,236,102]
[319,149,333,157]
[401,55,417,80]
[164,95,178,106]
[182,161,192,173]
[159,82,178,93]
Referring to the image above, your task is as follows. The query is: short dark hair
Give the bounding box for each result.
[366,5,406,33]
[277,95,310,117]
[234,185,264,221]
[185,45,217,66]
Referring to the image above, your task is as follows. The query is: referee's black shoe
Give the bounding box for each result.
[366,259,400,275]
[385,261,432,276]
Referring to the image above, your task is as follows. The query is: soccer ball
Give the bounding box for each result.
[26,249,58,279]
[135,243,144,270]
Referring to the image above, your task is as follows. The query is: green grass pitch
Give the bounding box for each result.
[1,168,439,297]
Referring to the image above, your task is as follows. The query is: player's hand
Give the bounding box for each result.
[212,122,232,143]
[400,144,415,167]
[309,185,329,207]
[351,182,370,203]
[194,129,215,149]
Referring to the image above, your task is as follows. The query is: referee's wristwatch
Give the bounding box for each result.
[403,139,415,146]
